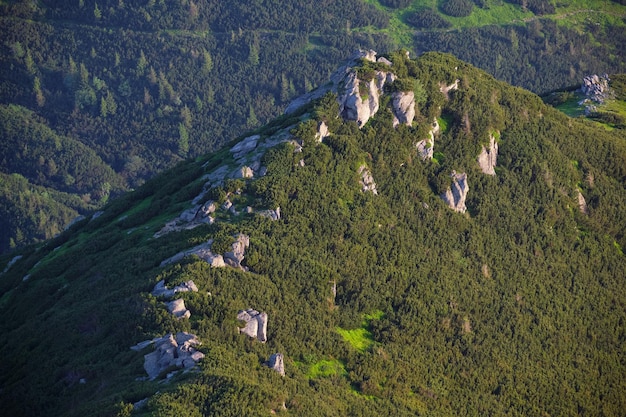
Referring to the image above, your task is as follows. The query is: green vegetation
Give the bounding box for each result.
[1,53,625,416]
[305,359,348,378]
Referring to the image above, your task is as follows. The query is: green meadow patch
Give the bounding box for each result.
[336,310,384,352]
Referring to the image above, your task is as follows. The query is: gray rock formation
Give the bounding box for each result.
[286,49,396,124]
[266,353,285,376]
[416,118,439,160]
[237,309,268,343]
[577,189,589,215]
[391,91,415,127]
[441,171,469,213]
[316,121,330,142]
[167,299,191,319]
[580,74,612,104]
[338,68,396,128]
[159,241,215,267]
[233,166,254,179]
[440,79,460,100]
[231,134,260,160]
[258,207,281,221]
[1,255,22,275]
[132,332,204,380]
[151,279,198,298]
[477,132,498,175]
[358,165,378,195]
[224,233,250,269]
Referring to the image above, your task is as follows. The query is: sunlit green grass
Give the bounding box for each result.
[305,359,347,378]
[336,310,384,352]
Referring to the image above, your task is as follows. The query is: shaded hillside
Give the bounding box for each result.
[1,0,626,253]
[0,51,624,417]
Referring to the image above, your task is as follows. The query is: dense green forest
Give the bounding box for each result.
[1,0,625,253]
[0,51,624,416]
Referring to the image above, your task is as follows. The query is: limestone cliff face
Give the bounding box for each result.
[477,132,499,175]
[286,50,418,129]
[441,171,469,213]
[338,68,396,128]
[391,91,415,127]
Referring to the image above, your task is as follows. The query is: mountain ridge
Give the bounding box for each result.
[2,0,626,253]
[1,50,625,416]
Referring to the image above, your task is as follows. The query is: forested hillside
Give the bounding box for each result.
[0,51,624,417]
[1,0,625,252]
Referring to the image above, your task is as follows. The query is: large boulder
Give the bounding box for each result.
[441,171,469,213]
[267,353,285,376]
[223,234,250,269]
[237,309,268,343]
[166,299,191,319]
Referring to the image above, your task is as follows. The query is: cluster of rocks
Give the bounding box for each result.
[159,234,250,270]
[151,279,198,319]
[131,332,204,380]
[579,74,614,115]
[580,74,612,104]
[439,79,460,100]
[286,50,416,129]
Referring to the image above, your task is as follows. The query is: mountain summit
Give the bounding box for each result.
[1,51,625,416]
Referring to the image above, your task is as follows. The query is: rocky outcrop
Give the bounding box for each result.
[151,279,198,298]
[258,207,281,221]
[580,74,612,104]
[316,121,330,142]
[577,189,589,215]
[231,134,260,159]
[131,332,204,380]
[1,255,22,275]
[441,171,469,213]
[166,299,191,319]
[158,233,250,270]
[286,50,400,129]
[224,233,250,269]
[477,132,498,175]
[266,353,285,376]
[159,241,216,267]
[233,166,254,179]
[237,309,268,343]
[358,165,378,195]
[391,91,415,127]
[440,79,460,100]
[285,50,381,114]
[416,118,439,160]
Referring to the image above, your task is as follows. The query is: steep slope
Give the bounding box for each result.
[2,0,626,253]
[1,51,625,417]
